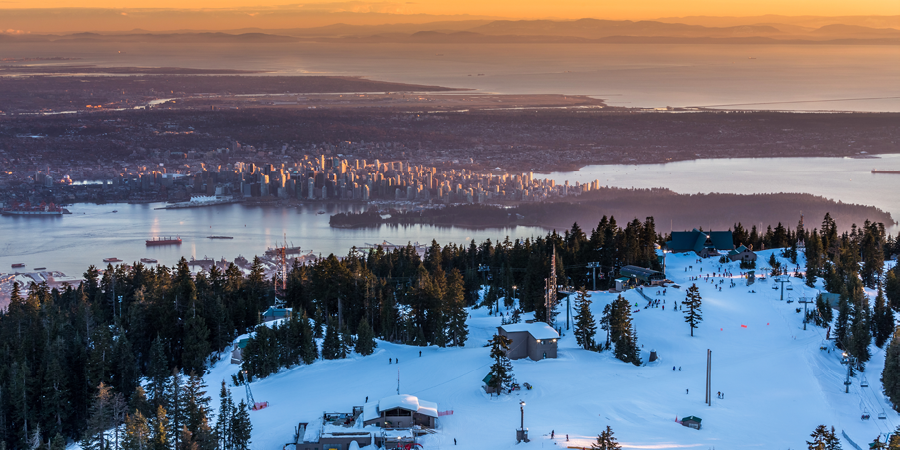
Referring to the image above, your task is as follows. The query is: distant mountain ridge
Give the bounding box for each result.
[2,17,898,45]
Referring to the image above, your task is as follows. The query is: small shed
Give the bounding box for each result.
[620,265,666,286]
[614,277,632,292]
[819,292,842,309]
[261,306,291,322]
[681,416,702,430]
[482,373,499,394]
[498,322,559,361]
[727,245,757,262]
[230,338,250,364]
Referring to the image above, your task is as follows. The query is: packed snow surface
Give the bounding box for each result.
[205,250,898,449]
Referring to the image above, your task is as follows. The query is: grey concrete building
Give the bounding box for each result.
[498,322,559,361]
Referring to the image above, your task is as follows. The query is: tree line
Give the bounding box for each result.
[0,212,894,449]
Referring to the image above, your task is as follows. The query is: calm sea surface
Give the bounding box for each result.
[5,42,900,111]
[1,155,897,276]
[545,154,900,229]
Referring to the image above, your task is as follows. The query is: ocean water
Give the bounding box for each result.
[5,42,900,111]
[1,155,897,277]
[0,202,547,276]
[546,154,900,230]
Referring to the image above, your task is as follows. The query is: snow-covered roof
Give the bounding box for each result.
[372,394,439,419]
[363,402,379,422]
[500,322,559,340]
[418,400,438,418]
[380,394,419,412]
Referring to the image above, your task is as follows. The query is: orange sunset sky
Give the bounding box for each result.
[3,0,900,17]
[1,0,898,32]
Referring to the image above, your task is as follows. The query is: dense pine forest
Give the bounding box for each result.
[0,214,898,449]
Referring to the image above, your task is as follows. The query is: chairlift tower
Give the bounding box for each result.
[243,370,256,406]
[775,275,790,301]
[798,297,814,330]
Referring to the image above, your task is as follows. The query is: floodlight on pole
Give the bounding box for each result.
[516,400,529,443]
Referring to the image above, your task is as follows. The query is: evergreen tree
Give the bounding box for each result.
[217,381,234,450]
[805,232,823,288]
[848,302,872,365]
[682,284,703,337]
[182,306,211,376]
[816,295,834,327]
[590,426,621,450]
[49,434,65,450]
[81,383,113,450]
[130,386,151,420]
[445,269,469,347]
[148,335,169,409]
[122,412,150,450]
[182,372,212,446]
[886,270,900,312]
[339,325,353,358]
[166,371,186,450]
[884,328,900,412]
[299,312,318,365]
[487,334,514,395]
[229,401,252,450]
[874,285,894,348]
[807,424,829,450]
[835,295,851,350]
[321,318,341,360]
[150,406,170,450]
[573,287,597,350]
[614,323,641,366]
[354,318,376,356]
[825,426,842,450]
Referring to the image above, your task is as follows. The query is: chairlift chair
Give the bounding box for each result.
[861,375,869,387]
[787,283,794,291]
[862,408,871,420]
[879,410,887,420]
[772,284,778,290]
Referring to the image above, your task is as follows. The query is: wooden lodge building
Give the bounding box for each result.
[666,229,734,258]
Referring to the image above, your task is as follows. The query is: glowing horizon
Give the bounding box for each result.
[2,0,899,19]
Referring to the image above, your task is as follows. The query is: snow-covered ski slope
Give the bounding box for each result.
[205,249,898,449]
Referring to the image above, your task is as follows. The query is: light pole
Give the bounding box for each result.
[516,400,529,443]
[587,262,601,291]
[512,285,517,307]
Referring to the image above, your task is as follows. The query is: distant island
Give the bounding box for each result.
[329,188,895,232]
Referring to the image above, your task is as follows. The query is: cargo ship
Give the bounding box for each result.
[140,258,158,264]
[11,263,25,268]
[155,195,241,210]
[1,201,71,216]
[103,258,122,263]
[872,170,900,174]
[207,236,234,239]
[34,267,46,271]
[146,236,182,246]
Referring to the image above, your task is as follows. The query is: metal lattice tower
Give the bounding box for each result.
[546,246,557,325]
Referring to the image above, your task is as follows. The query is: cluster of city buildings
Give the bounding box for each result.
[30,152,603,206]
